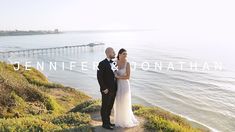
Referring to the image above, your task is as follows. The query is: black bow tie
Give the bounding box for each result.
[109,60,113,63]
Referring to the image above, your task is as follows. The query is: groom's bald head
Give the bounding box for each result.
[105,47,116,59]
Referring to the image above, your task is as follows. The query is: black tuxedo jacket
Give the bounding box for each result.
[97,59,117,92]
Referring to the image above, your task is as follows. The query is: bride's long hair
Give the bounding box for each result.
[117,48,127,60]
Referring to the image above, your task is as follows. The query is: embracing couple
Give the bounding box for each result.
[97,47,139,130]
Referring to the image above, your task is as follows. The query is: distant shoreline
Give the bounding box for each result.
[0,29,61,36]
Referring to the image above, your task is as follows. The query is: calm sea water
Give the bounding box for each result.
[0,31,234,131]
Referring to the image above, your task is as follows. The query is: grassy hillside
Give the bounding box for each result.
[0,61,209,132]
[0,62,91,131]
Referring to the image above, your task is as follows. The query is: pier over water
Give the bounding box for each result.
[0,43,104,58]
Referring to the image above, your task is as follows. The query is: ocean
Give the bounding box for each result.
[0,31,234,131]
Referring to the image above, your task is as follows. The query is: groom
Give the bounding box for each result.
[97,47,117,130]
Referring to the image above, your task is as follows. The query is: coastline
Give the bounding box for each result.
[0,30,61,36]
[132,96,214,132]
[0,61,212,131]
[79,89,213,132]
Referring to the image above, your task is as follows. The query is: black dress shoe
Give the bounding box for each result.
[109,123,115,126]
[102,125,114,130]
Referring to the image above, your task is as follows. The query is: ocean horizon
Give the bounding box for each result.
[0,31,235,131]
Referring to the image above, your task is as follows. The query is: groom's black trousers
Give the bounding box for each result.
[101,91,116,125]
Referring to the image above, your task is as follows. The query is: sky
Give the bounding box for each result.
[0,0,235,34]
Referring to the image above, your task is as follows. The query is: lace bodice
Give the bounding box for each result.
[117,62,127,76]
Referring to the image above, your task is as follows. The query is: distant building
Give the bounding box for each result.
[54,29,59,33]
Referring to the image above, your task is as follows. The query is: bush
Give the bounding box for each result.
[0,62,64,117]
[145,115,199,132]
[52,112,91,128]
[22,67,64,88]
[69,100,101,113]
[134,105,202,132]
[0,112,92,132]
[0,117,61,132]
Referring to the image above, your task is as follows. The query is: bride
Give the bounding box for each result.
[114,48,139,128]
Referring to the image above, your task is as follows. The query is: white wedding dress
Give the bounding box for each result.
[114,62,139,127]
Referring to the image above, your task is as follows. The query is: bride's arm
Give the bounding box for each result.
[115,62,130,79]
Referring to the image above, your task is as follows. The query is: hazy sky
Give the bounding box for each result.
[1,0,235,33]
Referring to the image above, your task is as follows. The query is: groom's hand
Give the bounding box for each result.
[103,89,109,94]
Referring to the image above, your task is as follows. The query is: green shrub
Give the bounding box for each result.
[145,115,199,132]
[134,105,202,132]
[52,112,91,128]
[22,67,64,88]
[0,112,91,132]
[69,100,101,113]
[42,95,63,113]
[0,117,61,132]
